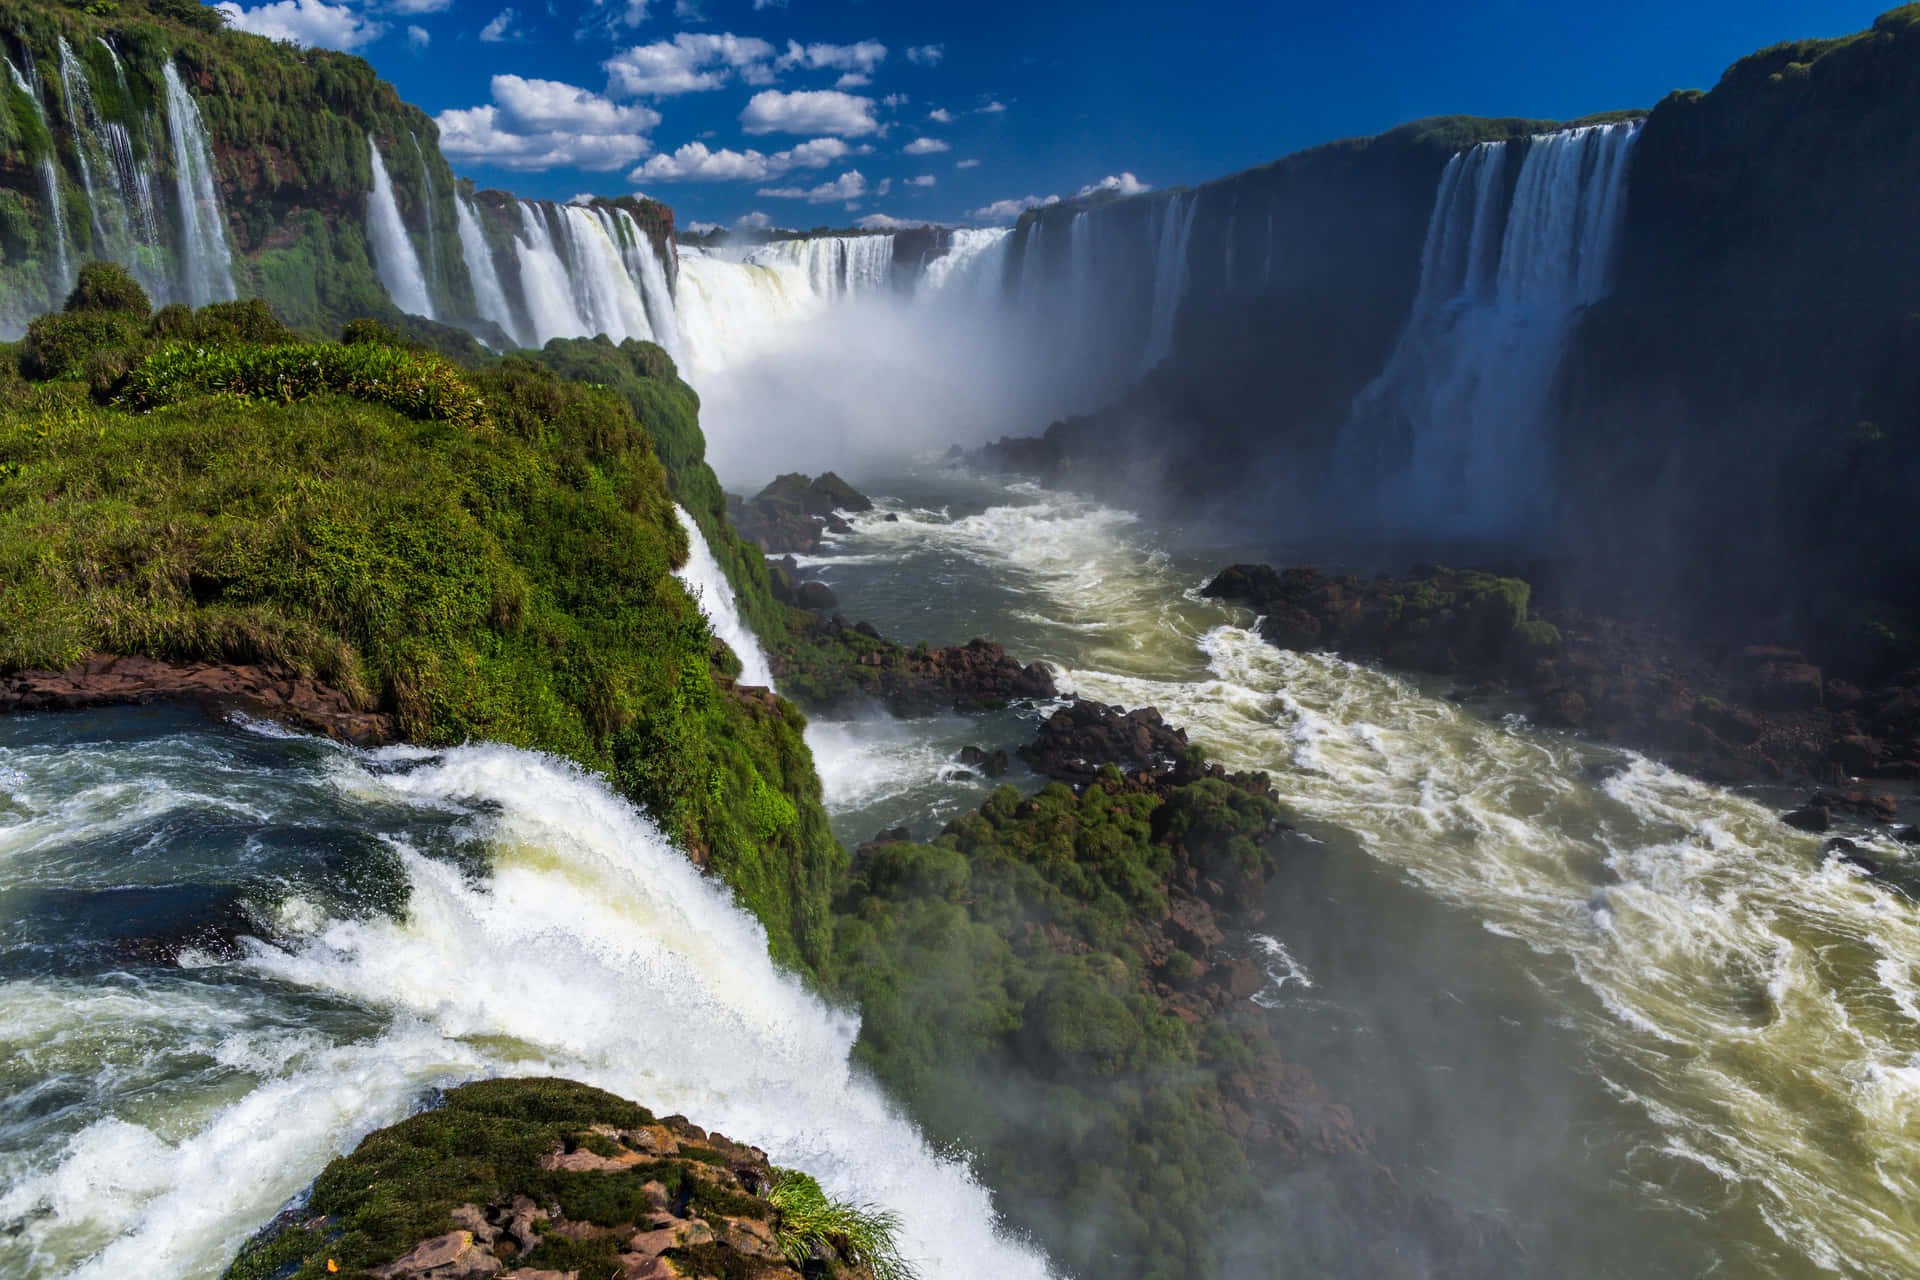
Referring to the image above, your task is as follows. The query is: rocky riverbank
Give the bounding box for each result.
[1201,562,1920,812]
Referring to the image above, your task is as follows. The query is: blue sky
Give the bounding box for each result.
[210,0,1885,228]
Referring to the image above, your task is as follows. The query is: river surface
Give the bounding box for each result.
[797,469,1920,1280]
[4,468,1918,1280]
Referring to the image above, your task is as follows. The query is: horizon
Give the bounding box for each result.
[204,0,1888,229]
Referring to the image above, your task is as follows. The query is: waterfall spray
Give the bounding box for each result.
[366,134,435,319]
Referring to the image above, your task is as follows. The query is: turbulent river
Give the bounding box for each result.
[5,469,1919,1280]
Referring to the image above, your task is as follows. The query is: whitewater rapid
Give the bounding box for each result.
[798,476,1920,1280]
[0,718,1056,1280]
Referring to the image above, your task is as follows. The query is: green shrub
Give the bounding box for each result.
[64,260,151,315]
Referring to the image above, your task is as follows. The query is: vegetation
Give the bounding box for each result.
[766,1169,912,1280]
[0,280,841,969]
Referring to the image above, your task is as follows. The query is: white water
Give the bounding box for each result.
[802,478,1920,1278]
[0,732,1057,1280]
[672,503,775,688]
[408,133,440,300]
[455,197,522,347]
[161,63,235,309]
[1339,122,1641,531]
[365,135,435,320]
[4,56,67,303]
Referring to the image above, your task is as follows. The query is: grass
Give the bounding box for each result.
[767,1169,913,1280]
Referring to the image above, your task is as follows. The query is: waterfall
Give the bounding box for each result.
[161,62,235,308]
[1140,191,1198,372]
[408,132,441,304]
[456,196,522,347]
[365,135,435,319]
[1338,121,1642,531]
[5,56,67,300]
[672,504,775,688]
[615,208,682,367]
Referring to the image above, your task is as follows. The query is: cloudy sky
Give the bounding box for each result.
[210,0,1879,229]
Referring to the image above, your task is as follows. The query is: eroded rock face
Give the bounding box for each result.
[222,1079,877,1280]
[0,655,393,745]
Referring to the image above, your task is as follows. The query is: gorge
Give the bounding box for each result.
[2,3,1919,1280]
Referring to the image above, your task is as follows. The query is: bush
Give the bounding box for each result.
[64,260,151,315]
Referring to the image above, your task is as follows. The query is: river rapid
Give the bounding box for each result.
[5,467,1918,1280]
[797,470,1920,1280]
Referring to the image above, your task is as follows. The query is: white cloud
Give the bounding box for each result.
[926,107,954,124]
[905,44,944,66]
[404,22,429,46]
[478,8,522,41]
[436,75,659,172]
[976,100,1006,114]
[905,174,935,187]
[214,0,384,50]
[901,136,947,155]
[757,170,867,203]
[955,158,980,169]
[775,39,887,76]
[629,134,853,182]
[1075,172,1151,198]
[604,32,776,96]
[971,192,1060,222]
[740,89,878,137]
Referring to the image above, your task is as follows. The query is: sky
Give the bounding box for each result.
[208,0,1886,229]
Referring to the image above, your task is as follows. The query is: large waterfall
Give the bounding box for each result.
[1337,121,1642,531]
[161,62,235,309]
[365,135,435,320]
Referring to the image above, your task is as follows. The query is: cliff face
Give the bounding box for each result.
[0,0,473,334]
[1554,4,1920,659]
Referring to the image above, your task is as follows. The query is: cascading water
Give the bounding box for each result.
[455,196,522,347]
[4,55,67,301]
[365,134,435,319]
[0,711,1059,1280]
[672,504,775,688]
[407,132,441,299]
[161,62,235,308]
[1338,121,1642,531]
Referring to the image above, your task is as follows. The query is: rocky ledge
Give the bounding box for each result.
[225,1078,887,1280]
[0,655,394,746]
[1203,563,1920,801]
[728,473,873,556]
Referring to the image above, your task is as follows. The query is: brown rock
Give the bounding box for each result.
[370,1232,502,1280]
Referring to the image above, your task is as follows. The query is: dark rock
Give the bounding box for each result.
[794,580,839,612]
[1783,804,1831,832]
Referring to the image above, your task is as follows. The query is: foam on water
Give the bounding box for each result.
[0,727,1057,1280]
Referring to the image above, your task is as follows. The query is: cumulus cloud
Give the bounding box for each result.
[740,89,878,137]
[604,32,776,96]
[405,22,429,46]
[971,192,1060,222]
[756,170,867,203]
[901,136,947,155]
[436,75,659,171]
[629,135,854,182]
[955,158,980,169]
[775,39,887,76]
[905,174,935,187]
[214,0,384,50]
[1075,172,1151,197]
[905,44,943,65]
[478,8,522,41]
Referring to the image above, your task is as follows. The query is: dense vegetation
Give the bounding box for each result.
[0,267,841,969]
